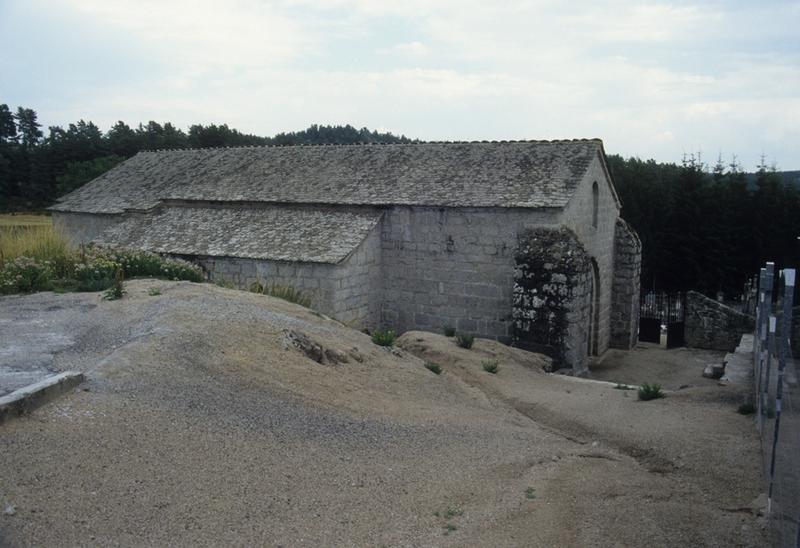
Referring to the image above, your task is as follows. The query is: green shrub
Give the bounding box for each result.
[638,383,664,401]
[525,487,536,500]
[88,246,203,282]
[147,287,162,296]
[443,326,456,337]
[0,240,203,296]
[0,256,55,294]
[74,257,119,291]
[482,360,499,374]
[737,403,756,415]
[455,333,474,349]
[371,328,396,347]
[425,362,442,375]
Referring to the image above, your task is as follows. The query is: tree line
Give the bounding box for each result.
[607,154,800,298]
[1,102,798,299]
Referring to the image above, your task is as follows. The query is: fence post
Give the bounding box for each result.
[767,268,795,515]
[756,266,774,424]
[760,316,777,433]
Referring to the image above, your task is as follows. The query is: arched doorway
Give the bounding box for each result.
[588,258,601,357]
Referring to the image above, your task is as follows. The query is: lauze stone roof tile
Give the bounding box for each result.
[94,206,383,264]
[51,140,604,214]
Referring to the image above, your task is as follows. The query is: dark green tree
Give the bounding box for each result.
[0,104,16,142]
[14,107,42,147]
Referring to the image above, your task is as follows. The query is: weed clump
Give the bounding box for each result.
[482,360,499,374]
[103,267,125,300]
[737,403,756,415]
[371,328,396,347]
[455,333,474,349]
[425,362,442,375]
[525,487,536,499]
[638,383,664,401]
[250,280,312,307]
[443,325,456,337]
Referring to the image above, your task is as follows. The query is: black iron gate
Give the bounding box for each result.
[639,292,685,348]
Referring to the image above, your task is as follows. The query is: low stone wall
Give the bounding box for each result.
[609,218,641,350]
[512,227,592,375]
[685,291,755,351]
[195,228,381,329]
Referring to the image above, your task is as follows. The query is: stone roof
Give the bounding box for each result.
[51,140,606,213]
[93,206,382,264]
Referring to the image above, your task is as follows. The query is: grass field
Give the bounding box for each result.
[0,213,66,264]
[0,213,52,228]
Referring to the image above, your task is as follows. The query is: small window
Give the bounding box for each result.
[592,181,599,228]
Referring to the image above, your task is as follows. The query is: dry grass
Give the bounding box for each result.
[0,215,71,264]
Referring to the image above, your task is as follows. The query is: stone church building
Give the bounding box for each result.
[50,139,641,375]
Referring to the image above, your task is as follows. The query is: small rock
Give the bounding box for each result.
[282,329,330,365]
[348,347,364,363]
[324,348,350,365]
[703,363,725,379]
[4,505,16,516]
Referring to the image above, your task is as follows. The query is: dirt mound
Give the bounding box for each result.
[0,281,768,547]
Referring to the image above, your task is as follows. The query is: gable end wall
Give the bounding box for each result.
[560,155,621,356]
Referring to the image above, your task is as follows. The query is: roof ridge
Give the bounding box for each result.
[138,138,602,153]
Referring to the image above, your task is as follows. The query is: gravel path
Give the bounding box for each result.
[0,281,768,546]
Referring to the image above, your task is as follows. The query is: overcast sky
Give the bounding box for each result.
[1,0,798,170]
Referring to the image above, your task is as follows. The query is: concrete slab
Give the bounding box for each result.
[0,371,84,424]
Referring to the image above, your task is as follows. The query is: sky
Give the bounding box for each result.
[1,0,799,170]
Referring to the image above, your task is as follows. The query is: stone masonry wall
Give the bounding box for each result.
[560,155,620,356]
[512,227,592,375]
[610,218,642,349]
[326,226,382,327]
[52,211,125,246]
[197,227,382,329]
[379,206,560,342]
[685,290,755,351]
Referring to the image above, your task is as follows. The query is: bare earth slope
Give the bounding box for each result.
[0,280,766,547]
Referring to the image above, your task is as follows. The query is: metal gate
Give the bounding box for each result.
[639,292,685,348]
